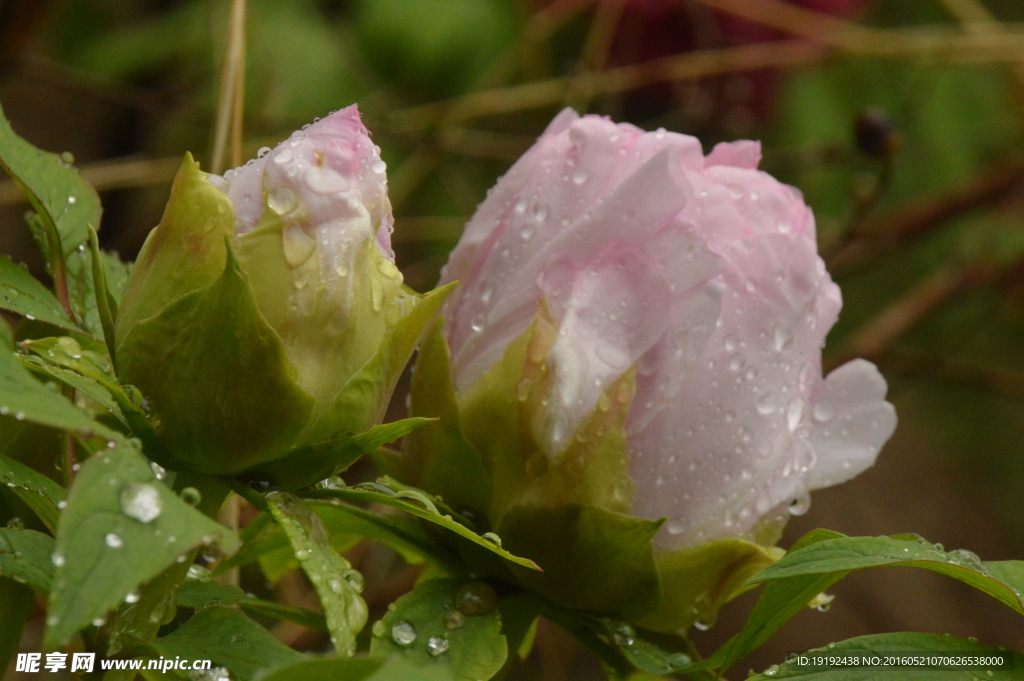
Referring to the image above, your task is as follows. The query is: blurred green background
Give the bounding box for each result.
[3,0,1024,678]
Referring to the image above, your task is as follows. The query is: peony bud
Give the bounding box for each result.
[398,108,896,627]
[115,107,450,481]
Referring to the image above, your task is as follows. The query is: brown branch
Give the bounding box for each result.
[826,161,1024,276]
[0,156,182,206]
[881,351,1024,402]
[828,266,981,370]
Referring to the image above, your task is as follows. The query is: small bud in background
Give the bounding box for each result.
[855,107,903,159]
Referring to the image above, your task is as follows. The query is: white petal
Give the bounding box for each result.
[805,359,896,490]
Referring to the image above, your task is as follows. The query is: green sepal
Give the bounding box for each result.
[243,417,433,492]
[299,282,457,444]
[117,239,316,475]
[0,527,55,591]
[114,153,234,348]
[634,539,784,634]
[496,503,663,618]
[399,319,491,516]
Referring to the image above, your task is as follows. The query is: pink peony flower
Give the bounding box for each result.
[439,108,896,549]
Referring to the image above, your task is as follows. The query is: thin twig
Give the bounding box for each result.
[210,0,247,175]
[826,161,1024,276]
[0,156,181,206]
[882,351,1024,402]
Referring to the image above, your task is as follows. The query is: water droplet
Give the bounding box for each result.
[774,326,792,351]
[51,551,65,567]
[180,487,202,507]
[455,581,498,615]
[282,224,317,268]
[470,314,486,332]
[788,489,811,516]
[481,532,502,548]
[150,462,168,481]
[427,636,449,656]
[92,617,106,627]
[370,278,385,312]
[514,199,528,214]
[371,159,387,174]
[273,149,293,164]
[572,168,590,185]
[436,611,463,634]
[812,400,835,423]
[56,500,67,510]
[728,353,745,372]
[267,187,298,215]
[56,336,82,358]
[756,392,778,415]
[948,548,984,570]
[67,196,77,205]
[786,398,804,432]
[257,146,272,158]
[5,517,23,530]
[611,623,635,647]
[121,482,163,523]
[763,664,780,677]
[724,335,739,351]
[105,533,123,548]
[391,621,417,646]
[61,151,75,164]
[125,590,141,604]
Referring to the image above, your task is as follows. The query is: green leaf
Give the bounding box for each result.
[148,607,306,681]
[706,529,849,673]
[401,320,491,516]
[19,352,127,427]
[0,100,101,255]
[69,229,128,357]
[95,547,199,657]
[304,484,540,571]
[0,341,118,440]
[746,632,1024,680]
[117,241,316,476]
[0,255,79,332]
[266,493,367,656]
[300,282,456,444]
[0,453,66,533]
[238,598,329,633]
[255,658,383,681]
[246,417,434,493]
[747,534,1024,615]
[0,577,34,676]
[256,656,454,681]
[175,579,246,608]
[175,577,329,632]
[219,501,448,580]
[635,538,784,634]
[0,527,55,591]
[18,337,170,466]
[496,504,661,616]
[44,442,239,649]
[369,578,507,681]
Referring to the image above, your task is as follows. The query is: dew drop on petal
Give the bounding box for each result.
[812,400,835,423]
[756,392,778,415]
